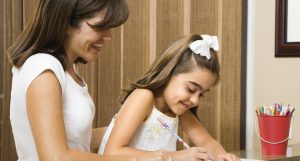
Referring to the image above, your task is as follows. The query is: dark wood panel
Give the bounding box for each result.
[96,28,122,127]
[190,0,219,35]
[2,0,23,160]
[219,0,242,151]
[0,0,4,91]
[0,1,5,93]
[240,0,248,150]
[122,0,150,86]
[0,98,2,157]
[190,0,219,140]
[156,0,184,57]
[0,98,2,158]
[23,0,37,26]
[0,2,4,155]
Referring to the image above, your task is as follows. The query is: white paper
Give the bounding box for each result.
[208,159,262,161]
[240,159,263,161]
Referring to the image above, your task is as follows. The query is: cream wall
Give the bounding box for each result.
[250,0,300,149]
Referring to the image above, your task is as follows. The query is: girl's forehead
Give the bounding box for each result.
[176,68,216,89]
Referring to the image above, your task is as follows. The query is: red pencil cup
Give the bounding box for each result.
[257,116,291,155]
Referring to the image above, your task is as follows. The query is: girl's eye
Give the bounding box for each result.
[199,93,205,98]
[187,87,196,93]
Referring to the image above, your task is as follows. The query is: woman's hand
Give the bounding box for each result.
[166,147,209,161]
[214,152,240,161]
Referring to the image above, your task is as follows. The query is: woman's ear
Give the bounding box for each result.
[66,25,74,36]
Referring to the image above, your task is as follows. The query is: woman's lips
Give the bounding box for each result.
[92,43,103,48]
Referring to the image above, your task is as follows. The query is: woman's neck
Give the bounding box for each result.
[67,65,85,87]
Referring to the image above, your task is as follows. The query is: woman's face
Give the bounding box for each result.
[64,11,112,65]
[161,67,216,116]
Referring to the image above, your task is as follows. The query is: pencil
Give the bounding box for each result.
[157,118,190,149]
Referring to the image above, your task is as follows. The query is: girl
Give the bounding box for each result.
[7,0,167,160]
[99,34,240,161]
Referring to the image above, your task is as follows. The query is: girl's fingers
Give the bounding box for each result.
[195,147,208,153]
[196,151,209,160]
[229,153,240,161]
[216,153,240,161]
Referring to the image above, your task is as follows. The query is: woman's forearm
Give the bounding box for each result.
[39,144,170,161]
[58,149,144,161]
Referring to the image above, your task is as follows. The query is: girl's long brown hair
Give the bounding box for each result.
[119,34,220,104]
[7,0,129,70]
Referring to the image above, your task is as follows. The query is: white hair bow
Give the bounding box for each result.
[188,34,219,60]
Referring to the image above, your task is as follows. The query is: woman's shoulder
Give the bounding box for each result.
[19,53,66,91]
[22,53,64,74]
[25,53,61,65]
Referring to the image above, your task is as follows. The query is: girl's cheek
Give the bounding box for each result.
[181,89,191,98]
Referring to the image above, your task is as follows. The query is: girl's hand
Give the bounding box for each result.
[214,153,240,161]
[137,149,176,161]
[167,147,209,161]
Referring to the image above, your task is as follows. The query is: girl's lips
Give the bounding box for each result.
[181,102,190,110]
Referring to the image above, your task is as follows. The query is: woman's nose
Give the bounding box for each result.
[102,29,112,41]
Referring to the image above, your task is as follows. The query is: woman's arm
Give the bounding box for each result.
[27,71,165,161]
[180,110,240,161]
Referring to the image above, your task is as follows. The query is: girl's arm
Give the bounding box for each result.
[180,110,240,161]
[26,71,164,161]
[103,88,156,157]
[104,89,209,161]
[90,127,107,152]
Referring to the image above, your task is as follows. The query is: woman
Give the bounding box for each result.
[7,0,168,160]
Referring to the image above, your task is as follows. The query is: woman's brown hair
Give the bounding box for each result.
[119,34,220,104]
[7,0,129,70]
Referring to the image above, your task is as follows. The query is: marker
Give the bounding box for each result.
[260,107,264,116]
[256,107,260,116]
[276,104,280,116]
[157,118,190,149]
[290,108,295,116]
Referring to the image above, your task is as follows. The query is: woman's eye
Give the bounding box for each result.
[94,28,104,32]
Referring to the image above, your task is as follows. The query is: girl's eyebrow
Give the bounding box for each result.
[187,81,210,93]
[187,81,203,90]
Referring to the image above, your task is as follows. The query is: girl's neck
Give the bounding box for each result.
[154,96,176,118]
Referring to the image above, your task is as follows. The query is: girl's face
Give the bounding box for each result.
[160,67,216,116]
[64,11,112,66]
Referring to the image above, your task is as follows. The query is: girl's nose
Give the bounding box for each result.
[103,29,112,41]
[190,94,200,107]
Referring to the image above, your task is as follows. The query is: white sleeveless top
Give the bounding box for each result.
[98,107,179,154]
[10,54,95,161]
